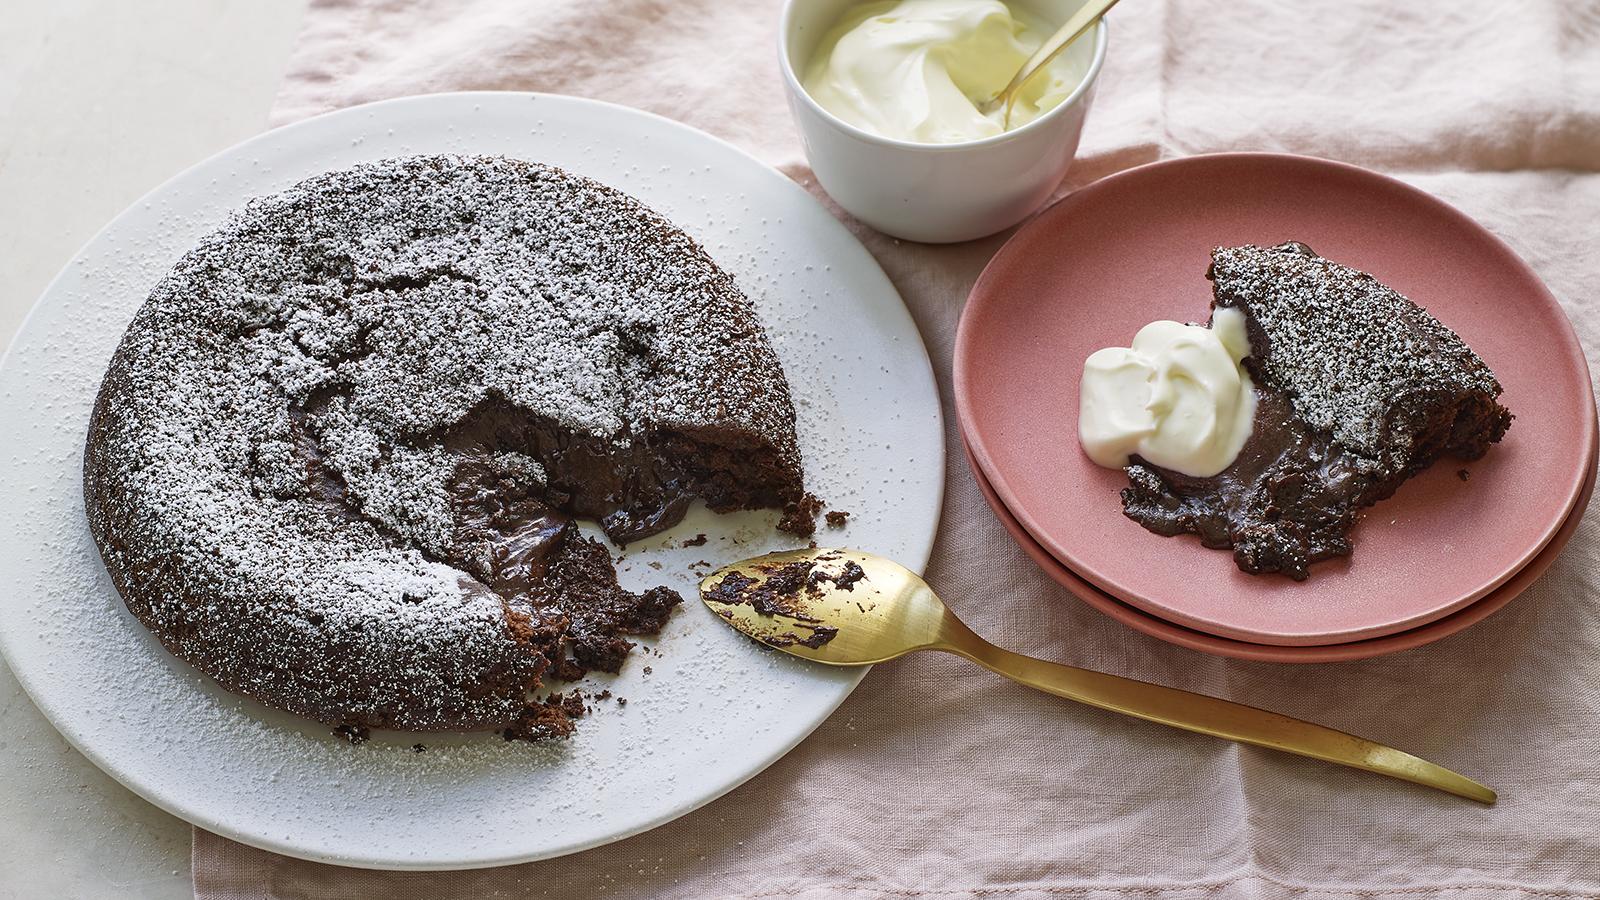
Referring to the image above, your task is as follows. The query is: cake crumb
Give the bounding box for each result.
[411,743,426,753]
[825,510,850,528]
[334,724,370,745]
[682,533,709,547]
[777,492,824,536]
[811,560,866,591]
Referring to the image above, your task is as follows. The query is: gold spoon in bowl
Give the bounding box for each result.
[980,0,1123,128]
[701,548,1496,804]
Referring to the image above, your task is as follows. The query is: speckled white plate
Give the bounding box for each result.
[0,93,943,870]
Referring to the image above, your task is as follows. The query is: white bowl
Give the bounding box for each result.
[779,0,1108,244]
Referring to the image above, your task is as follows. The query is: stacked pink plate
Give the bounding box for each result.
[954,153,1597,662]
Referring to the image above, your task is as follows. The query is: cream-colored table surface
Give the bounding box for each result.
[0,2,304,896]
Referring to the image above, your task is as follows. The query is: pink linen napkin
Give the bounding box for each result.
[195,1,1600,897]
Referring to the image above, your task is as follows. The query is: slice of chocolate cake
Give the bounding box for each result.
[84,155,811,737]
[1121,242,1511,579]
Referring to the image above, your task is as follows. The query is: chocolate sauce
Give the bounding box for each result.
[441,397,797,546]
[702,561,842,648]
[1121,387,1384,580]
[447,454,572,594]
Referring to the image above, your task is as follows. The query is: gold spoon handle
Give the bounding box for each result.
[991,0,1121,124]
[948,637,1495,803]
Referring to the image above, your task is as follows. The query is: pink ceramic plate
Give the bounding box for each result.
[964,437,1596,663]
[955,153,1597,646]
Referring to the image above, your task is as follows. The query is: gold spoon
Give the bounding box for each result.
[980,0,1122,128]
[701,548,1496,804]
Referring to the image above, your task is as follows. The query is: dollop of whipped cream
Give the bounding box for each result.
[1078,307,1257,478]
[801,0,1086,144]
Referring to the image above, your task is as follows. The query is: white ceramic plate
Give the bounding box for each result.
[0,93,943,870]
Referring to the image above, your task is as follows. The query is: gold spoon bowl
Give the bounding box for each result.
[701,548,1496,804]
[980,0,1123,127]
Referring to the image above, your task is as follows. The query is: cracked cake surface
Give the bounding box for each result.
[1120,242,1511,579]
[84,154,808,735]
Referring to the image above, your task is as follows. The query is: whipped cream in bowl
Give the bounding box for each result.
[801,0,1088,145]
[778,0,1108,242]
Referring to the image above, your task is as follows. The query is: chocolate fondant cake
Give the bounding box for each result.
[1121,242,1511,579]
[84,155,810,736]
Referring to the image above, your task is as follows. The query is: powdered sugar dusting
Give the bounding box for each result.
[83,155,802,732]
[1209,242,1507,463]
